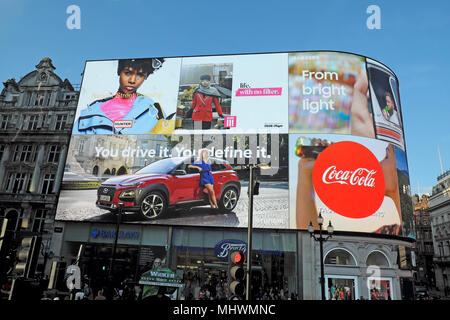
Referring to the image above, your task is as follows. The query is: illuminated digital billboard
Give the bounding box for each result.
[57,51,413,237]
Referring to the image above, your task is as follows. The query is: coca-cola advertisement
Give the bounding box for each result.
[289,134,408,236]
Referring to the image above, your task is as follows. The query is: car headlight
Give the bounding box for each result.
[119,181,143,187]
[119,190,136,199]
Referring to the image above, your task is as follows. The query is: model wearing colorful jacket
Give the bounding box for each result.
[72,93,167,134]
[72,57,174,134]
[191,74,224,122]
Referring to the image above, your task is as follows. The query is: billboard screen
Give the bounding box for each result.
[57,133,290,229]
[289,134,412,236]
[56,51,413,238]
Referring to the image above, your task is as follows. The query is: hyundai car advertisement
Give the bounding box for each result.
[57,134,290,229]
[56,51,413,238]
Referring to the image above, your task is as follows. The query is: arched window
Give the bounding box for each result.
[103,168,111,176]
[5,209,22,232]
[92,165,99,176]
[117,166,127,176]
[111,168,116,175]
[325,249,356,266]
[366,251,390,267]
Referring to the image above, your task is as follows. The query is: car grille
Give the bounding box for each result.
[97,185,117,198]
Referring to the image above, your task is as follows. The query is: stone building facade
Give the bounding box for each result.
[299,232,415,300]
[412,194,435,287]
[0,58,78,283]
[429,170,450,296]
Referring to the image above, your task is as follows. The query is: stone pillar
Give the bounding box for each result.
[30,145,45,193]
[53,145,67,193]
[21,202,33,230]
[0,144,11,188]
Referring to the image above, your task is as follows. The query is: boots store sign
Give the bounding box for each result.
[214,239,247,262]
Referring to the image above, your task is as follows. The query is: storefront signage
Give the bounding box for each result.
[214,239,247,262]
[139,267,183,288]
[259,250,283,257]
[90,228,140,240]
[54,227,63,233]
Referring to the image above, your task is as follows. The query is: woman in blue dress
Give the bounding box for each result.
[188,150,218,209]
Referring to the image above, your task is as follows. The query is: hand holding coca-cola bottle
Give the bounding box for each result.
[380,144,402,229]
[350,71,375,138]
[295,137,332,229]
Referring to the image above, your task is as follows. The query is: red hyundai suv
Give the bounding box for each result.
[96,156,241,220]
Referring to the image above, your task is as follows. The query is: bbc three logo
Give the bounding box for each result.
[224,116,236,128]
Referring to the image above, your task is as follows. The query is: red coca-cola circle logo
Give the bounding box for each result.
[312,141,385,219]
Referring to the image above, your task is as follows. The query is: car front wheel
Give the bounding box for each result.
[219,186,239,212]
[140,191,167,220]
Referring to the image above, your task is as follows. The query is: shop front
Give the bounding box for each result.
[51,222,299,300]
[52,222,169,297]
[326,275,358,300]
[368,277,393,300]
[300,231,415,300]
[170,228,298,300]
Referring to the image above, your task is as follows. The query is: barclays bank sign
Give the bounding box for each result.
[90,228,140,241]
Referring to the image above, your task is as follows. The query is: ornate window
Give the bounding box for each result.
[48,145,61,163]
[0,115,10,130]
[32,209,47,233]
[41,173,55,194]
[6,172,26,193]
[78,139,85,153]
[325,249,357,266]
[367,251,390,267]
[55,114,68,130]
[23,115,39,130]
[1,209,24,232]
[0,145,5,161]
[13,144,35,162]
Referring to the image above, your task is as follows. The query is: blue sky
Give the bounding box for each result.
[1,0,449,195]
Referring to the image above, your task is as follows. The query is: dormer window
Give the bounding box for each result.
[39,72,48,82]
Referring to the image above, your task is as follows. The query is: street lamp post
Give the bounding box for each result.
[108,203,123,282]
[308,213,333,300]
[246,164,257,301]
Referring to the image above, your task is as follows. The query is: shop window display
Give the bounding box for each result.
[327,277,356,300]
[369,279,392,300]
[172,246,298,300]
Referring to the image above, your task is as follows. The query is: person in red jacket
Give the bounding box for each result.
[191,74,224,129]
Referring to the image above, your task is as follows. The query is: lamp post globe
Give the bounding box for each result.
[317,213,324,226]
[327,221,334,235]
[308,221,315,234]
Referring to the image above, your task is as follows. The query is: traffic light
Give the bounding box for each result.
[247,179,260,196]
[228,250,246,299]
[47,261,59,290]
[253,181,260,195]
[14,236,41,278]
